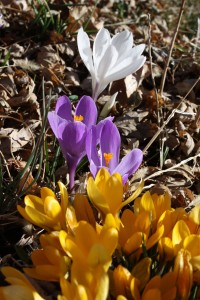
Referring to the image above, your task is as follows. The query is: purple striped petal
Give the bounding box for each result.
[75,95,97,128]
[114,148,143,180]
[55,95,73,121]
[100,120,120,172]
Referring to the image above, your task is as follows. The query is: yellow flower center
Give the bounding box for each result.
[103,152,113,167]
[74,115,84,122]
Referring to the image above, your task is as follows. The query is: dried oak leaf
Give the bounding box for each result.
[0,127,33,153]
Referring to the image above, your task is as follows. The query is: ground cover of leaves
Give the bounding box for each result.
[0,0,200,298]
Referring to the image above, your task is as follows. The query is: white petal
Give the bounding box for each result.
[105,56,146,83]
[98,45,119,80]
[77,27,95,75]
[93,27,111,72]
[131,44,146,58]
[111,30,133,57]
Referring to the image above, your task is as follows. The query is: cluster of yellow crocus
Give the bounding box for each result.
[0,168,199,300]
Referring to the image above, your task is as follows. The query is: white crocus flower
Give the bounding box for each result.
[77,27,146,101]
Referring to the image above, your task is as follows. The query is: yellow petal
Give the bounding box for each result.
[40,187,56,199]
[158,237,174,261]
[100,227,118,256]
[1,267,34,290]
[152,192,171,221]
[31,249,49,265]
[130,277,141,300]
[74,194,96,228]
[174,249,193,300]
[58,181,68,210]
[146,225,164,250]
[24,195,44,212]
[120,180,144,209]
[75,221,98,253]
[59,230,68,250]
[95,272,109,300]
[87,244,111,269]
[124,232,143,255]
[0,285,44,300]
[142,289,161,300]
[106,173,123,215]
[25,206,56,230]
[119,210,137,247]
[95,168,111,189]
[44,246,63,265]
[142,275,161,294]
[24,265,61,281]
[87,176,109,215]
[160,271,177,294]
[183,234,200,256]
[44,196,61,220]
[131,257,152,291]
[189,205,200,225]
[134,191,155,221]
[190,256,200,271]
[172,220,190,254]
[134,211,150,237]
[17,205,38,226]
[65,205,78,232]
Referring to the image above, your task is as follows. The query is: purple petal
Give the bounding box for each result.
[100,120,120,172]
[58,121,87,158]
[75,96,97,128]
[65,153,81,190]
[48,112,68,138]
[86,126,100,177]
[58,122,88,189]
[114,148,143,178]
[96,116,114,139]
[55,95,73,121]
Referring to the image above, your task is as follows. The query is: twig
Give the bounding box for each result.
[160,0,186,97]
[143,75,200,154]
[144,153,200,181]
[147,13,164,168]
[0,150,12,181]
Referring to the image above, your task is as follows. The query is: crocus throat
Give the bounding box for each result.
[74,115,84,122]
[103,153,113,167]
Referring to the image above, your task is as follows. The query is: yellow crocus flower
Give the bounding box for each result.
[87,168,143,224]
[60,214,118,273]
[23,231,70,281]
[58,271,109,300]
[17,182,77,231]
[141,272,177,300]
[174,249,193,300]
[0,267,44,300]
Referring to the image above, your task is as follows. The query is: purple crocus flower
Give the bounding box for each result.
[48,95,97,189]
[86,120,143,183]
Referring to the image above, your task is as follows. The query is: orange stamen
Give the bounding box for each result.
[74,115,84,122]
[103,153,113,167]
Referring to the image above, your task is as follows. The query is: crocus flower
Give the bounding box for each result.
[48,95,97,189]
[87,168,143,224]
[77,27,146,101]
[24,232,70,282]
[0,267,45,300]
[86,120,143,184]
[17,182,76,231]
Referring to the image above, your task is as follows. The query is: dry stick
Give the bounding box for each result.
[147,14,163,167]
[160,0,186,97]
[143,75,200,154]
[144,153,200,181]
